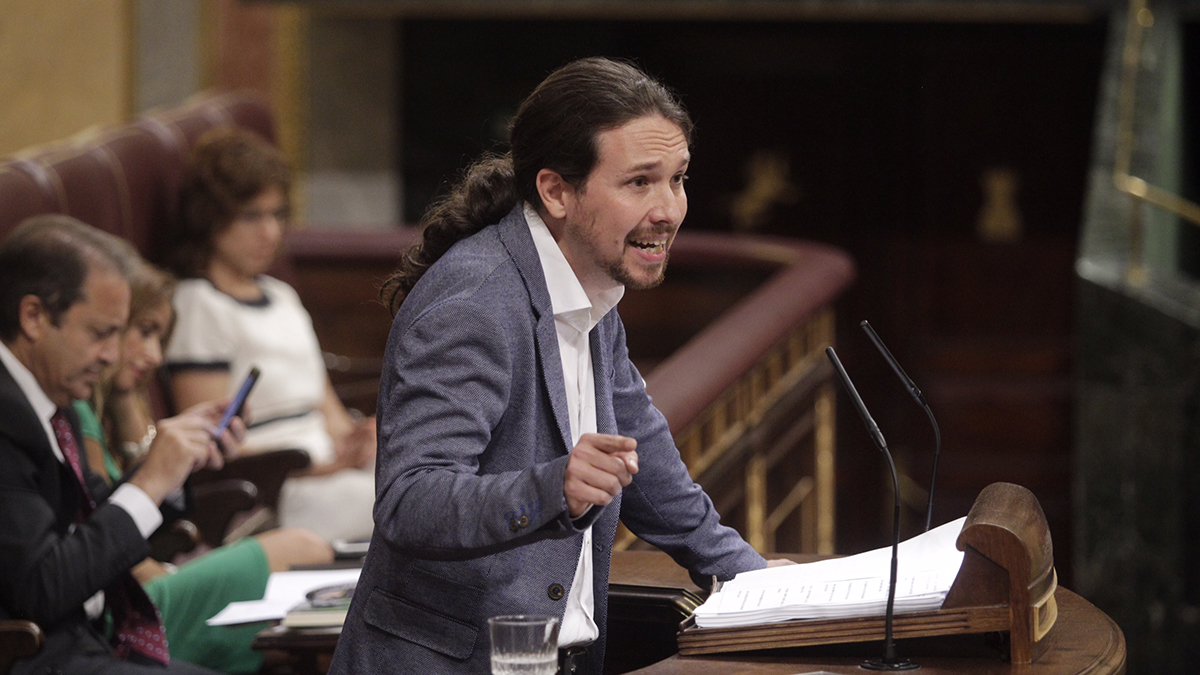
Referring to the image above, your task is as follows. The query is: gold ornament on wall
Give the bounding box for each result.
[730,149,800,233]
[976,167,1024,243]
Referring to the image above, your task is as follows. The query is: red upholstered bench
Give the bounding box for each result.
[0,91,274,255]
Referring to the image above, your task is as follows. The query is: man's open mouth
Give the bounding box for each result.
[629,239,666,255]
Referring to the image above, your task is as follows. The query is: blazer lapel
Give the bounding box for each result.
[0,360,56,460]
[591,319,617,436]
[0,358,81,524]
[497,206,575,456]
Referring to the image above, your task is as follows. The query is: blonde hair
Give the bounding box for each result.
[91,260,177,473]
[127,260,178,345]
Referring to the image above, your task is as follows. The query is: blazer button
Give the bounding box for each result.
[509,518,520,532]
[547,583,565,601]
[517,515,530,528]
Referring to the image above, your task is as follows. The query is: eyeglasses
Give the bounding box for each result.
[234,206,290,225]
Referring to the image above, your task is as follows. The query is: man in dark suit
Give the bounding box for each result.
[0,215,236,674]
[331,58,787,675]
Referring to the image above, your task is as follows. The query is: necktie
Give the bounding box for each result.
[51,410,171,666]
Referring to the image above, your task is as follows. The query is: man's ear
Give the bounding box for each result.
[535,168,572,220]
[17,295,49,341]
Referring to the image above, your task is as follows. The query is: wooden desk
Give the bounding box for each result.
[611,551,1125,675]
[254,551,1125,675]
[624,589,1123,675]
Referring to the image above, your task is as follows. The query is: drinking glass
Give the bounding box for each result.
[488,614,559,675]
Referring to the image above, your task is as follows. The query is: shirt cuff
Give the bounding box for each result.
[109,483,164,539]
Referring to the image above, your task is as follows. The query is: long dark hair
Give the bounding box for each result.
[380,57,692,313]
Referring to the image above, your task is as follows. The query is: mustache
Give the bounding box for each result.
[627,224,677,240]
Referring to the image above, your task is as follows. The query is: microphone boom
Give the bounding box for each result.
[861,320,943,533]
[825,347,918,671]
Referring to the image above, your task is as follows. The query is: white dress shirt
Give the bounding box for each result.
[525,203,625,647]
[0,340,162,617]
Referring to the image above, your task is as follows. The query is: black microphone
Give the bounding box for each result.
[860,320,942,532]
[825,347,918,671]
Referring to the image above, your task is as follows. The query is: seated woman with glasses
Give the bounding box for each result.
[163,127,377,543]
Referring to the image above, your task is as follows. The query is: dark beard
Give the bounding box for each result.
[607,249,669,290]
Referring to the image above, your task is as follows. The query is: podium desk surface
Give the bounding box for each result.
[613,552,1125,675]
[255,551,1125,675]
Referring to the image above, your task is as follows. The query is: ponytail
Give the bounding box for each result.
[380,153,518,314]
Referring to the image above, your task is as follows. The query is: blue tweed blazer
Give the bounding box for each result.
[329,205,764,674]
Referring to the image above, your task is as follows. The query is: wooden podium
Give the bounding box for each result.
[677,483,1062,664]
[245,483,1124,675]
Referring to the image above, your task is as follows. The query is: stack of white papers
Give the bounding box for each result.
[206,568,361,626]
[693,517,966,629]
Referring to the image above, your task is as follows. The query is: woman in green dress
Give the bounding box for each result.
[76,257,333,674]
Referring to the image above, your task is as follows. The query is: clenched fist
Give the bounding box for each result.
[563,433,639,518]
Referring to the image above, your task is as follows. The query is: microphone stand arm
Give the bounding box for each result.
[864,435,912,669]
[825,347,918,671]
[921,405,941,533]
[860,319,941,534]
[861,428,919,670]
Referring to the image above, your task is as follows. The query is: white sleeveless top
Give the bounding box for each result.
[165,276,334,465]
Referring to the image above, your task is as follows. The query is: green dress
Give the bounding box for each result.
[73,400,271,673]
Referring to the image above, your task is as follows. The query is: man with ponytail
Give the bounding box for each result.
[332,57,771,675]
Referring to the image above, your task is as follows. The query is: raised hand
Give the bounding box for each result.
[563,433,639,518]
[127,399,240,504]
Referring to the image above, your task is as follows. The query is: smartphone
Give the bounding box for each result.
[212,366,260,441]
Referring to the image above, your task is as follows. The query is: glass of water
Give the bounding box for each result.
[488,614,559,675]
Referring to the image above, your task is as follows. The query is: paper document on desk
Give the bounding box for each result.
[206,568,361,626]
[693,517,966,629]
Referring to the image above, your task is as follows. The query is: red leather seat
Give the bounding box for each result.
[0,90,275,263]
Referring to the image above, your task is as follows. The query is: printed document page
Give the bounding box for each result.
[693,517,966,628]
[207,568,361,626]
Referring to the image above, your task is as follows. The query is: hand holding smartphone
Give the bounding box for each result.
[212,366,260,446]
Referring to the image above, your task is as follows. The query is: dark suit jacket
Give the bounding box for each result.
[329,206,765,674]
[0,359,151,674]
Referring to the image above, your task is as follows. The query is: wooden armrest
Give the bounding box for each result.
[0,620,43,674]
[189,479,261,549]
[149,519,202,562]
